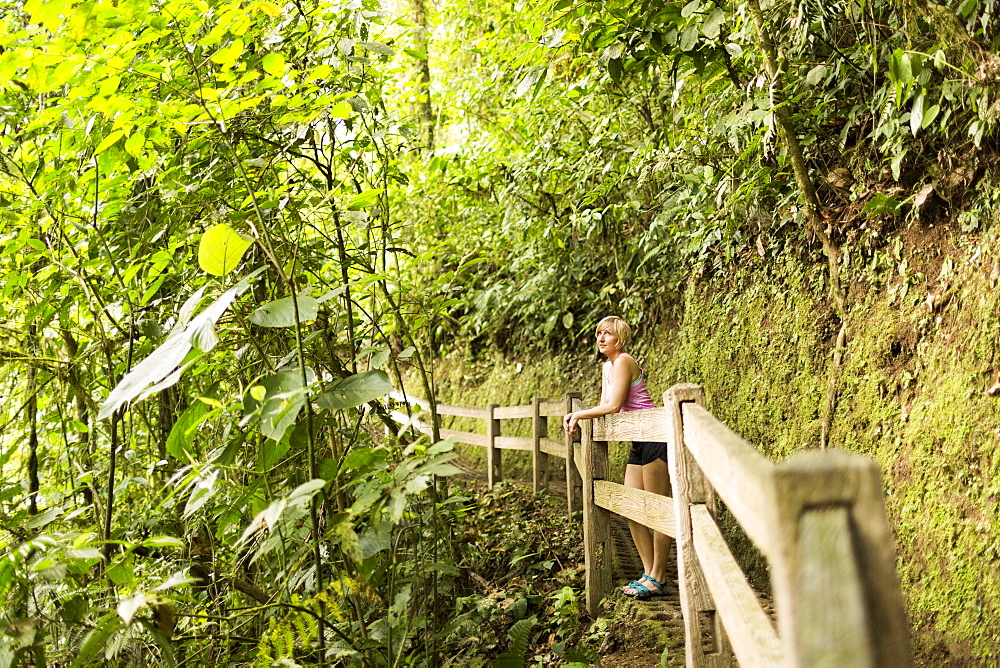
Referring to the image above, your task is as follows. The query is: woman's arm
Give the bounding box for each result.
[600,361,611,404]
[563,357,634,435]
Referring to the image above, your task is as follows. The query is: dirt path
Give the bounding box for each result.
[455,459,693,665]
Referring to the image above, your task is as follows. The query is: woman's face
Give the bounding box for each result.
[596,328,620,355]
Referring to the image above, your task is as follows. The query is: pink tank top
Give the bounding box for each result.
[621,375,656,412]
[606,357,657,412]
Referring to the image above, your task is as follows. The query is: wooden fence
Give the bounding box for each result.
[397,384,912,667]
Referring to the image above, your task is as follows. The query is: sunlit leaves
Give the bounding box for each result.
[198,223,254,276]
[249,295,320,327]
[261,52,286,76]
[346,188,381,210]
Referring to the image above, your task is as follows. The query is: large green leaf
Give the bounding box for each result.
[316,370,393,410]
[346,188,381,210]
[198,224,254,276]
[71,612,124,668]
[249,296,319,327]
[244,367,316,441]
[98,276,257,420]
[166,401,210,460]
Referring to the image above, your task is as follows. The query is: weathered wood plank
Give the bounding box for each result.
[486,404,501,489]
[681,403,776,560]
[690,505,782,668]
[593,407,671,442]
[573,443,583,477]
[495,436,533,451]
[847,460,913,667]
[438,428,487,447]
[436,404,489,419]
[539,400,566,417]
[666,384,733,667]
[495,404,534,419]
[540,438,564,457]
[532,397,548,493]
[770,450,912,668]
[567,395,584,515]
[582,419,612,618]
[792,506,874,667]
[593,480,675,538]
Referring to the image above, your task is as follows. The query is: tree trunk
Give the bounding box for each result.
[26,361,40,516]
[411,0,435,151]
[747,0,848,450]
[747,0,846,318]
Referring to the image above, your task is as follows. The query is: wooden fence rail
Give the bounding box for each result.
[394,384,912,667]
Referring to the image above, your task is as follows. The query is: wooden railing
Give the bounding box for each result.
[396,384,912,667]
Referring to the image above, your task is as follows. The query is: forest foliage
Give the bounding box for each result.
[1,0,998,663]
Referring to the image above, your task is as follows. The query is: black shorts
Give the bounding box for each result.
[627,441,668,466]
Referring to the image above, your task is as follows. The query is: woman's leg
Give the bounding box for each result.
[623,455,672,596]
[624,463,654,577]
[641,458,672,587]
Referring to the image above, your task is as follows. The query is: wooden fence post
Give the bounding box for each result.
[581,415,611,618]
[771,450,912,667]
[565,392,583,517]
[532,396,547,493]
[665,383,733,667]
[486,403,501,489]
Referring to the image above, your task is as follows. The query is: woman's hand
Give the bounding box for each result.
[563,412,579,436]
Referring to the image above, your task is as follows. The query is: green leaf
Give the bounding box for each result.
[26,506,61,528]
[344,446,379,470]
[316,370,393,410]
[701,8,724,39]
[330,100,353,118]
[198,223,254,276]
[681,0,701,18]
[922,103,940,130]
[184,468,219,517]
[357,522,391,559]
[261,52,286,76]
[124,131,146,157]
[910,89,925,135]
[360,41,394,56]
[71,612,124,667]
[289,478,326,501]
[346,188,380,210]
[607,57,623,83]
[898,52,912,84]
[94,130,125,155]
[244,368,316,441]
[679,24,699,51]
[142,536,185,549]
[99,278,257,420]
[166,401,210,460]
[249,296,320,327]
[806,65,827,86]
[118,592,148,624]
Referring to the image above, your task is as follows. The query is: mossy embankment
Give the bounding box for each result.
[429,223,1000,663]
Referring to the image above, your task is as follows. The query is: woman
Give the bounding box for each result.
[562,316,672,600]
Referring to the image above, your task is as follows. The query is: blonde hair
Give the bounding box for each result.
[595,316,631,351]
